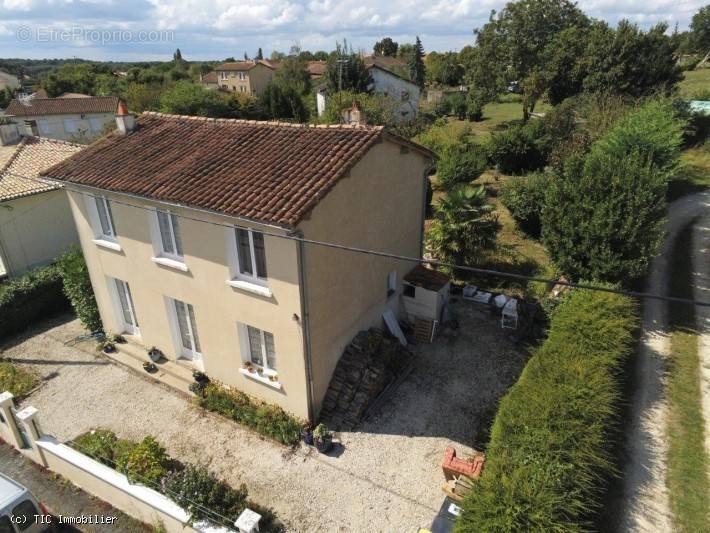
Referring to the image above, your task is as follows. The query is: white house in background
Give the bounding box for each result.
[317,57,421,123]
[0,71,20,92]
[2,96,121,142]
[0,137,84,277]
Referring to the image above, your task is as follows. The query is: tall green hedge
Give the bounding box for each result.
[0,265,70,340]
[456,288,637,532]
[55,246,102,333]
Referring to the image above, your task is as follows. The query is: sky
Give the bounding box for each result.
[0,0,706,61]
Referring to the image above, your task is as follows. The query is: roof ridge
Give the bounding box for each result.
[141,112,385,131]
[0,137,28,176]
[23,135,85,148]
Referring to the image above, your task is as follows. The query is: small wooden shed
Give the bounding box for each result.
[402,265,451,325]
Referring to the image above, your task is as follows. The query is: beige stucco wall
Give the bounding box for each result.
[297,140,429,413]
[20,112,115,142]
[66,189,310,419]
[0,189,79,276]
[216,64,274,96]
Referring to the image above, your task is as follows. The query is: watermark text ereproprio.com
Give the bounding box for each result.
[16,25,174,45]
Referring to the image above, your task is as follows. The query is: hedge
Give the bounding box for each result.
[0,265,70,340]
[456,287,637,532]
[55,246,102,333]
[196,382,303,446]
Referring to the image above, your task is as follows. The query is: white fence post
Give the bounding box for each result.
[0,391,24,450]
[15,405,48,467]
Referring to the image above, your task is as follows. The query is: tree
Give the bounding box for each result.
[270,51,286,61]
[436,143,488,190]
[691,5,710,62]
[256,48,264,60]
[41,63,111,96]
[173,48,183,62]
[397,43,415,65]
[373,37,399,57]
[427,185,500,272]
[0,86,13,109]
[259,82,309,122]
[320,90,399,126]
[274,54,311,95]
[159,81,229,117]
[425,52,464,87]
[325,42,373,93]
[408,36,426,89]
[123,83,162,113]
[467,0,588,120]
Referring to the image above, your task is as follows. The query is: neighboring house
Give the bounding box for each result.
[2,96,120,142]
[200,71,219,90]
[0,137,84,277]
[0,71,20,92]
[45,112,432,420]
[210,61,275,96]
[316,57,421,122]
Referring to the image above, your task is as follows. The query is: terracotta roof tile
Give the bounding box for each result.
[44,112,430,227]
[0,137,84,202]
[404,265,450,291]
[4,96,120,117]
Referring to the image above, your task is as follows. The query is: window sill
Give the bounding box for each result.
[151,256,188,272]
[226,279,272,298]
[93,238,122,252]
[239,368,282,390]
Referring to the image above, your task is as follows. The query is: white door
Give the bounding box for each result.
[173,299,201,361]
[114,279,139,335]
[0,251,6,277]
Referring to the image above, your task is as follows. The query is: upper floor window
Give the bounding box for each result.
[63,119,77,133]
[234,228,267,283]
[37,119,50,135]
[239,86,246,93]
[238,72,246,80]
[156,209,183,260]
[219,71,227,80]
[94,197,117,240]
[89,117,104,132]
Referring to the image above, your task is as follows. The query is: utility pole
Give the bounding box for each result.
[336,58,347,123]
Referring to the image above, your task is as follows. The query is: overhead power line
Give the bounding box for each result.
[4,169,710,308]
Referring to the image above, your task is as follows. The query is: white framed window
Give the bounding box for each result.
[170,298,201,361]
[240,324,277,373]
[229,228,267,284]
[37,119,50,135]
[63,119,77,133]
[220,71,227,80]
[94,196,117,240]
[110,277,139,335]
[89,117,103,132]
[238,72,246,80]
[239,86,246,92]
[156,210,183,259]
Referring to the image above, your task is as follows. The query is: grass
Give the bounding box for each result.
[0,360,39,398]
[678,67,710,99]
[664,218,710,532]
[668,141,710,201]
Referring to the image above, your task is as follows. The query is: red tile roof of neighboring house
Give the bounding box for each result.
[0,137,84,202]
[44,112,432,227]
[214,60,273,72]
[4,96,120,117]
[307,61,327,77]
[404,265,450,292]
[201,71,218,84]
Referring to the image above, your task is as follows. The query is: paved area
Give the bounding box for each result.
[693,205,710,477]
[619,190,710,532]
[0,442,148,532]
[0,301,526,532]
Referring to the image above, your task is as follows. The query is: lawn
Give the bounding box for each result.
[0,360,39,398]
[678,67,710,98]
[669,141,710,201]
[665,218,710,533]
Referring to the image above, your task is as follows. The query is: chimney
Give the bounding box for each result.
[341,100,364,125]
[115,100,136,135]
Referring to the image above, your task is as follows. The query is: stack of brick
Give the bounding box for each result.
[319,328,409,430]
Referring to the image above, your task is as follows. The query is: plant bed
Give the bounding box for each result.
[0,360,40,398]
[195,382,303,446]
[71,430,283,531]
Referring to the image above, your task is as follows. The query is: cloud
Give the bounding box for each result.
[0,0,706,60]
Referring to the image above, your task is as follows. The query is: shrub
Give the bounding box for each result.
[116,436,170,486]
[414,120,473,156]
[488,120,548,174]
[0,361,40,398]
[444,92,467,119]
[456,288,638,532]
[55,246,102,333]
[0,264,70,340]
[465,93,484,122]
[73,429,119,467]
[499,172,550,238]
[426,184,500,272]
[436,143,488,190]
[196,382,302,445]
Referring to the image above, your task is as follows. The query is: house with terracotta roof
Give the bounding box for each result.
[209,61,275,96]
[2,96,121,142]
[0,137,84,277]
[44,111,433,420]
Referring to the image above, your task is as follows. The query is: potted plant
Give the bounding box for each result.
[313,423,333,453]
[109,333,126,344]
[97,340,116,354]
[301,422,314,446]
[192,370,209,384]
[256,367,264,376]
[148,347,162,362]
[268,374,278,382]
[242,361,253,372]
[143,361,157,373]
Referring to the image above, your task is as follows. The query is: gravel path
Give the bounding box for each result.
[693,206,710,478]
[0,301,526,532]
[619,190,710,532]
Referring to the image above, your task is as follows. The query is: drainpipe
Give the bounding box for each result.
[292,228,315,422]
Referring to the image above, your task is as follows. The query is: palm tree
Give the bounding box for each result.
[426,184,500,271]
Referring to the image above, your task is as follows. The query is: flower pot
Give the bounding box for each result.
[148,350,162,362]
[315,436,332,453]
[103,345,116,354]
[302,431,313,446]
[143,362,157,373]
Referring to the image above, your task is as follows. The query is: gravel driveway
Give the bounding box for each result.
[0,301,526,532]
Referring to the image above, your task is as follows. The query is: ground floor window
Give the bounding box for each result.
[242,324,276,372]
[171,298,201,359]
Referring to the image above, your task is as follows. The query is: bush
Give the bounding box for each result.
[500,172,550,238]
[55,246,102,333]
[465,93,484,122]
[456,288,638,532]
[414,120,473,155]
[436,143,488,190]
[488,120,548,174]
[196,382,303,445]
[444,93,467,119]
[115,436,170,486]
[73,429,120,467]
[0,361,40,398]
[0,264,70,340]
